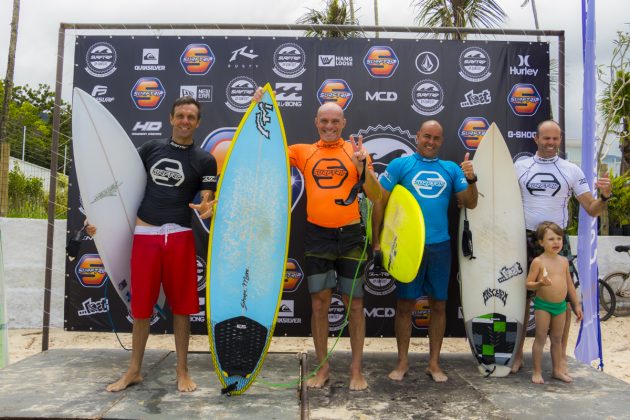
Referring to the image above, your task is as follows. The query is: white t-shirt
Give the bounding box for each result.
[515,154,591,230]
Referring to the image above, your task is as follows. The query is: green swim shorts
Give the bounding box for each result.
[533,296,567,317]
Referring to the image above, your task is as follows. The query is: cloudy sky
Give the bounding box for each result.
[0,0,627,143]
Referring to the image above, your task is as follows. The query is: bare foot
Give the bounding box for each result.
[531,372,545,384]
[106,371,143,392]
[349,371,368,391]
[510,357,523,374]
[425,367,448,383]
[177,370,197,392]
[388,362,409,381]
[552,371,573,383]
[560,358,569,376]
[306,366,329,389]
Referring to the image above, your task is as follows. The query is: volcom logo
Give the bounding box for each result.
[482,288,508,306]
[497,262,523,283]
[150,158,184,187]
[412,171,447,198]
[526,173,561,196]
[415,51,439,75]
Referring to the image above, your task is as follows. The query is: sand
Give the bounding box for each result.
[6,316,629,383]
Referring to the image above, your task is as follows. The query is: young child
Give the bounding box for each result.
[526,221,583,384]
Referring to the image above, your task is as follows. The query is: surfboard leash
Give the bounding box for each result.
[103,281,131,351]
[256,229,370,390]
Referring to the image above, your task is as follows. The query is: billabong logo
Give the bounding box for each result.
[508,83,542,116]
[460,89,492,108]
[510,54,538,76]
[411,80,444,115]
[273,43,306,78]
[497,262,524,283]
[196,256,206,291]
[275,83,302,107]
[85,42,117,77]
[130,77,166,110]
[412,171,447,198]
[363,46,399,78]
[225,76,257,112]
[78,297,109,317]
[415,51,439,75]
[482,288,508,306]
[312,158,348,189]
[150,158,185,187]
[75,254,109,287]
[525,173,561,196]
[457,117,489,150]
[459,47,491,82]
[180,44,215,75]
[317,79,353,110]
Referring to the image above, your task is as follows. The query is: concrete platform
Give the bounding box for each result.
[1,349,629,419]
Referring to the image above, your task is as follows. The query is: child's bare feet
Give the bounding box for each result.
[552,371,573,383]
[531,372,545,384]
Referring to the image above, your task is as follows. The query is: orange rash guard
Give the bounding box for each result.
[289,138,373,228]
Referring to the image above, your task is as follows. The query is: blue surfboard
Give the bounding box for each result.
[206,84,291,395]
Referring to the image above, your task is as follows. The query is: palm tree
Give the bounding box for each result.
[412,0,507,40]
[599,69,630,175]
[297,0,363,38]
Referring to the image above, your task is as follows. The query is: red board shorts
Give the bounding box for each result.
[130,225,199,319]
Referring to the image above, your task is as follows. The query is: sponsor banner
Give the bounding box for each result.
[68,36,549,336]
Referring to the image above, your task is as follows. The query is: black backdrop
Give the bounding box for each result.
[65,35,549,337]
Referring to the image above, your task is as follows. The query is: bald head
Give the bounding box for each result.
[419,120,443,134]
[315,102,346,143]
[415,120,444,158]
[534,119,562,158]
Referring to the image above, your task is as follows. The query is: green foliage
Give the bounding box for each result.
[413,0,507,40]
[7,166,46,218]
[607,173,630,227]
[297,0,363,38]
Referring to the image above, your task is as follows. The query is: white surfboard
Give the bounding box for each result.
[458,123,527,377]
[72,88,164,317]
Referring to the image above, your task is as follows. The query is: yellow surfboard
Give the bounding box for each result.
[380,185,425,283]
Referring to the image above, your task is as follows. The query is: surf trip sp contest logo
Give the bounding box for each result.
[130,77,166,110]
[411,297,431,330]
[283,259,304,293]
[507,83,542,116]
[84,42,117,77]
[458,117,489,150]
[180,44,215,75]
[363,46,399,78]
[312,158,348,189]
[225,76,258,113]
[75,254,109,287]
[412,171,447,198]
[459,47,491,82]
[317,79,353,110]
[411,79,444,116]
[273,43,306,78]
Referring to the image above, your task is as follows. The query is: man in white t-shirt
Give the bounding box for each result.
[512,120,612,376]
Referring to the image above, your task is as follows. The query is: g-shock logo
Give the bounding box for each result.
[312,158,348,189]
[526,173,561,196]
[150,158,185,187]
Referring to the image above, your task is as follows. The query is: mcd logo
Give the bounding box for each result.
[75,254,109,288]
[180,44,215,75]
[507,83,542,116]
[365,91,398,102]
[316,79,353,110]
[312,158,348,189]
[130,77,166,110]
[283,258,304,292]
[363,46,399,78]
[457,117,489,150]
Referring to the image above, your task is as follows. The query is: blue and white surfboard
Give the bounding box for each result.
[206,83,291,395]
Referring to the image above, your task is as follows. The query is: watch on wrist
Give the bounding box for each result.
[466,174,478,184]
[601,193,612,202]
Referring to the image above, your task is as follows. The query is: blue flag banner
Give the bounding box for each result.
[575,0,603,367]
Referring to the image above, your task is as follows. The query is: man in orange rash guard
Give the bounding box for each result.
[290,102,381,391]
